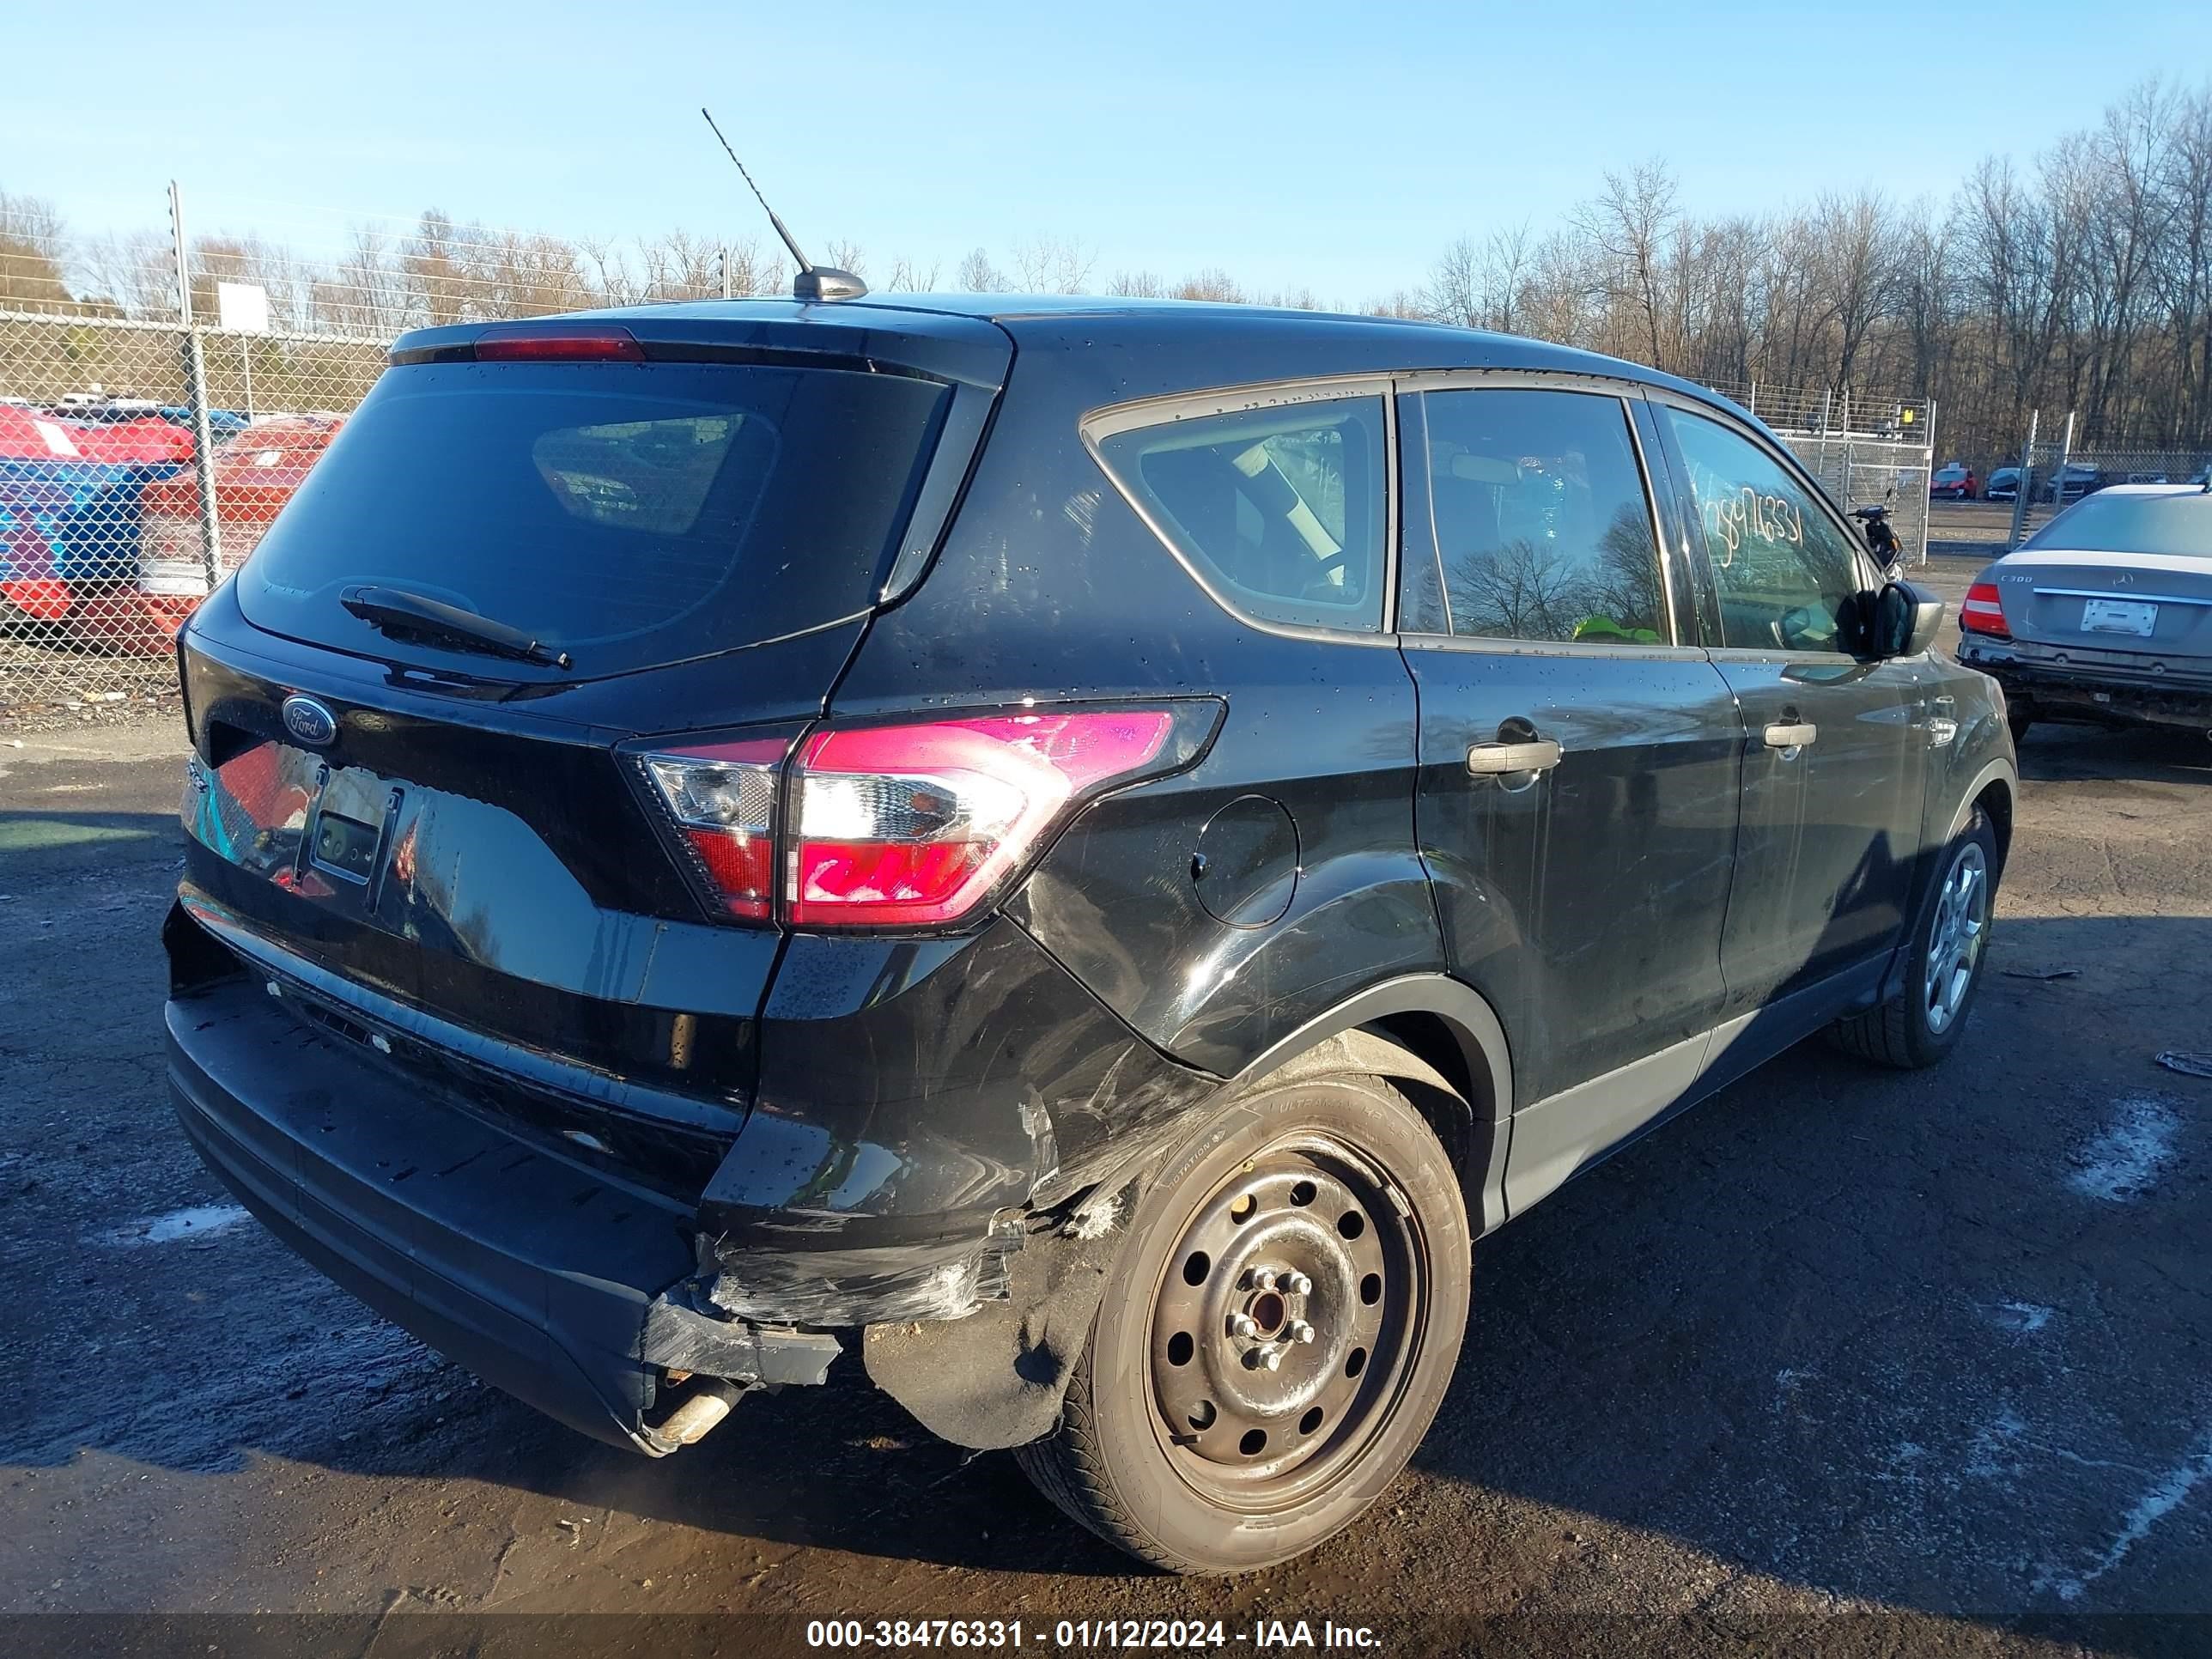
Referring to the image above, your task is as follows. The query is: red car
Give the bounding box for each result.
[68,416,344,653]
[1930,462,1978,500]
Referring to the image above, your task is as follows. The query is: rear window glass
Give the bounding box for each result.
[1091,395,1387,631]
[2021,491,2211,558]
[237,361,949,674]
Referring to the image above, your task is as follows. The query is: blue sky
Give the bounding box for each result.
[9,0,2209,301]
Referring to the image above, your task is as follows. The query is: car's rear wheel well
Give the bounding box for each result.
[1973,778,2014,879]
[1368,1011,1480,1118]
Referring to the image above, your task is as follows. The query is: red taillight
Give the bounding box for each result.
[635,708,1194,930]
[636,738,785,920]
[1961,581,2012,640]
[473,327,645,363]
[792,710,1176,928]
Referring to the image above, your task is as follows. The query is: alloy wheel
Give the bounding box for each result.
[1923,840,1990,1034]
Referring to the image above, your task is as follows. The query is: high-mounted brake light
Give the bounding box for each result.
[636,738,785,920]
[473,327,645,363]
[1960,581,2012,640]
[791,711,1176,928]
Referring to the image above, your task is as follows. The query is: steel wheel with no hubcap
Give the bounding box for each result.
[1146,1138,1424,1509]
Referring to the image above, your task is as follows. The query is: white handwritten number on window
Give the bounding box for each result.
[1695,474,1803,568]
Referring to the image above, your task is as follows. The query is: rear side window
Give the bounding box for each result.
[237,362,950,674]
[1091,394,1387,631]
[1662,407,1863,653]
[1413,387,1667,644]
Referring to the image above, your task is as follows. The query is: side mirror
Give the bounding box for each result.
[1873,579,1945,657]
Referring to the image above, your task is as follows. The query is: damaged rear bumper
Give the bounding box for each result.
[167,977,837,1455]
[1960,642,2212,732]
[162,902,1218,1456]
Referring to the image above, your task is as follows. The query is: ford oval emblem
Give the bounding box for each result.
[281,694,338,748]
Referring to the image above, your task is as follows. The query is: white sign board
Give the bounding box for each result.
[216,281,270,334]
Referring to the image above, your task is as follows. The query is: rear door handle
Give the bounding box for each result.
[1764,721,1818,750]
[1467,739,1562,775]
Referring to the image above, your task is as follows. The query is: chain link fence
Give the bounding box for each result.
[1996,415,2212,549]
[1,310,383,728]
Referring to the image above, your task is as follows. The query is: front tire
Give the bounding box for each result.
[1831,811,1998,1069]
[1015,1072,1471,1573]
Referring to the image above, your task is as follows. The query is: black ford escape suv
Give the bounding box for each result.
[165,295,2015,1573]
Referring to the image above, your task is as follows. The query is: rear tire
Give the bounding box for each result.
[2007,704,2033,745]
[1830,810,1998,1070]
[1015,1072,1470,1573]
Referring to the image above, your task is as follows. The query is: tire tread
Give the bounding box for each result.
[1015,1360,1196,1572]
[1827,994,1917,1069]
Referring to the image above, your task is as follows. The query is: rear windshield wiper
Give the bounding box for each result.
[340,584,574,670]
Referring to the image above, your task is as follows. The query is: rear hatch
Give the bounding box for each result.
[174,305,1009,1197]
[1994,489,2212,667]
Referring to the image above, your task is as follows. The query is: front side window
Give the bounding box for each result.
[1092,394,1387,631]
[1662,407,1864,653]
[1415,387,1667,645]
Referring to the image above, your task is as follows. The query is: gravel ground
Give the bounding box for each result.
[0,636,181,734]
[1,588,2208,1657]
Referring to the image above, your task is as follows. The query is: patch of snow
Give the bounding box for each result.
[1989,1300,2056,1336]
[2037,1428,2212,1602]
[2068,1095,2181,1203]
[112,1204,253,1246]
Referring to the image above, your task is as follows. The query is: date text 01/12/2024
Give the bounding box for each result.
[804,1620,1386,1650]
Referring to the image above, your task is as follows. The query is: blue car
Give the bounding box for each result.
[0,412,192,622]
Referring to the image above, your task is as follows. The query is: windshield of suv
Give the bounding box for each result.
[2021,490,2211,557]
[236,360,951,674]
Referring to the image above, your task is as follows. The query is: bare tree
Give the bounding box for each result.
[0,189,72,313]
[1814,190,1898,390]
[1013,234,1095,294]
[405,211,470,325]
[1574,161,1681,369]
[956,246,1009,291]
[1176,268,1244,303]
[1423,235,1482,327]
[884,254,942,291]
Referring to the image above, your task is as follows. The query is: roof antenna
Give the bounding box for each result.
[701,107,866,303]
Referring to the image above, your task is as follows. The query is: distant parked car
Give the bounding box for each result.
[1986,467,2022,502]
[67,415,343,654]
[1930,463,1977,500]
[2045,462,2100,503]
[1958,483,2212,740]
[0,404,192,628]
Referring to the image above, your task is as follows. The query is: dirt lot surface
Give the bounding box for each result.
[3,583,2208,1656]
